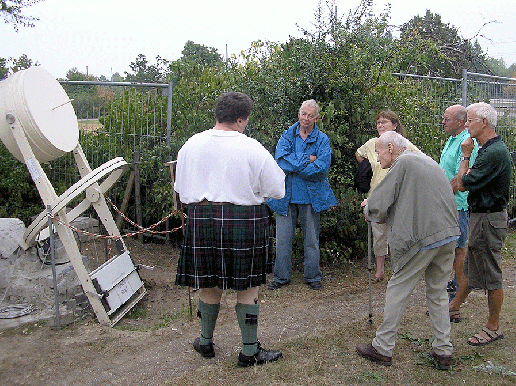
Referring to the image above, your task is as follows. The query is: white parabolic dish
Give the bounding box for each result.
[0,66,79,163]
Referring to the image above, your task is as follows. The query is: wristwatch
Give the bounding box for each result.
[460,156,470,162]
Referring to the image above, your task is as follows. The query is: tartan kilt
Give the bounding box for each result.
[175,203,274,291]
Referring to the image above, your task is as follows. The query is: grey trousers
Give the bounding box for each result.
[372,242,454,357]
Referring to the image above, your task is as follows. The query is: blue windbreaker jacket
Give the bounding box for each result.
[267,122,337,216]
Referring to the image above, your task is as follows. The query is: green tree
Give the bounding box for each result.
[398,10,489,77]
[0,54,37,78]
[65,68,97,100]
[9,53,33,72]
[164,41,233,147]
[178,40,223,67]
[64,67,96,82]
[231,0,476,263]
[59,68,119,124]
[485,57,510,77]
[125,54,168,83]
[111,72,124,82]
[1,0,43,30]
[508,64,516,78]
[0,57,8,79]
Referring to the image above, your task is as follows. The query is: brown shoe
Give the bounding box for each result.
[356,343,392,366]
[430,351,452,370]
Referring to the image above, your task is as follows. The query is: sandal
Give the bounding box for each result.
[467,327,504,346]
[372,275,384,283]
[424,310,462,322]
[449,310,461,323]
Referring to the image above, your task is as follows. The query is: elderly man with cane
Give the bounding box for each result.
[356,131,460,370]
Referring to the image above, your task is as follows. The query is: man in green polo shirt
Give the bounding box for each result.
[439,105,478,321]
[451,102,512,347]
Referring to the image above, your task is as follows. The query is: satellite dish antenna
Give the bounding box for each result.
[0,67,146,326]
[0,66,78,162]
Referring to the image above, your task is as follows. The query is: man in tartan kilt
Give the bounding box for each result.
[174,92,286,367]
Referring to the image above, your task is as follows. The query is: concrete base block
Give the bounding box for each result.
[0,246,92,330]
[0,218,25,258]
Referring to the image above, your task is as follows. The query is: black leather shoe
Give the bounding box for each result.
[356,343,392,366]
[307,281,322,290]
[193,337,215,358]
[267,280,290,290]
[237,342,282,367]
[431,351,452,370]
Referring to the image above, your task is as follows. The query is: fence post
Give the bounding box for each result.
[134,149,143,243]
[165,81,174,242]
[461,69,468,106]
[166,81,173,147]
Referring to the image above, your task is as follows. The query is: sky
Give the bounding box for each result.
[1,0,515,79]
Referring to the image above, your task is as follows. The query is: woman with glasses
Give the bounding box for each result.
[355,109,422,282]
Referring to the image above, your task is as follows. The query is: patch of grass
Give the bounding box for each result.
[125,304,148,320]
[164,231,516,386]
[399,330,433,346]
[360,370,388,383]
[115,303,192,332]
[77,119,103,133]
[152,309,185,330]
[454,352,484,364]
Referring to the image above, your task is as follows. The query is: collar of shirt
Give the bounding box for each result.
[478,135,501,153]
[295,123,319,142]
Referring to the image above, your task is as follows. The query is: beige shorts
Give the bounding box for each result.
[371,221,389,256]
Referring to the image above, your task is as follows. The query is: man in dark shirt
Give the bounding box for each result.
[451,102,512,347]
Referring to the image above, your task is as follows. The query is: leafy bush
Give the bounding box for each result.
[0,143,43,224]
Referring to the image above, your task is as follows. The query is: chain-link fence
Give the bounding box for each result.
[393,71,516,152]
[464,71,516,152]
[52,81,172,188]
[393,71,516,212]
[48,81,175,237]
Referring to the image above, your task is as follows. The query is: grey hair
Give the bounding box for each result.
[378,130,407,150]
[467,102,497,128]
[300,99,321,117]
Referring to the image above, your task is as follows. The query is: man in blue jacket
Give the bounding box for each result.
[267,100,337,290]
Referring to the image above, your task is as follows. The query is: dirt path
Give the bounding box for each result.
[1,238,515,385]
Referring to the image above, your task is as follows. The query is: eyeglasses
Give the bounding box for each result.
[377,120,392,125]
[300,111,316,120]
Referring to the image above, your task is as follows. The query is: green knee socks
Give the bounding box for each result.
[235,303,259,356]
[197,300,220,345]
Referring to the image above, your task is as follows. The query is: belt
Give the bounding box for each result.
[470,208,505,213]
[191,199,231,206]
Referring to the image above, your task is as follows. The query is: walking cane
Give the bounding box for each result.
[367,221,373,324]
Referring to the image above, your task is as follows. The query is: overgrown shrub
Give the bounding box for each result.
[0,143,43,224]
